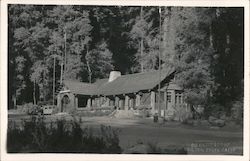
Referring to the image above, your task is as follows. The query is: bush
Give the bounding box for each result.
[231,100,243,125]
[203,103,225,119]
[172,104,193,122]
[7,116,121,153]
[37,100,53,106]
[16,103,34,114]
[73,109,114,117]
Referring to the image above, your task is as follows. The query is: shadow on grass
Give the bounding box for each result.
[7,116,121,153]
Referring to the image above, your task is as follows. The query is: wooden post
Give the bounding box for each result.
[129,98,132,109]
[87,98,91,108]
[125,95,129,110]
[109,97,114,106]
[92,98,95,108]
[97,98,100,107]
[106,97,110,106]
[119,99,123,110]
[99,96,103,107]
[172,90,175,106]
[136,94,141,106]
[151,91,156,113]
[13,94,17,109]
[115,96,119,108]
[57,94,61,111]
[75,96,78,108]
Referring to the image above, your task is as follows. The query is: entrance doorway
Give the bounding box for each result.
[61,95,70,112]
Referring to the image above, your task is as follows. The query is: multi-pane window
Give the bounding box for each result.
[167,92,171,103]
[155,91,164,103]
[175,91,183,104]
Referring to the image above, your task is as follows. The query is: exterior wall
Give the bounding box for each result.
[140,92,151,106]
[56,77,186,116]
[118,99,124,109]
[125,95,129,110]
[150,91,156,113]
[57,92,76,113]
[136,94,140,106]
[155,91,165,112]
[87,98,91,108]
[115,96,119,107]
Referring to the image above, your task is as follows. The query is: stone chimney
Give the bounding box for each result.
[108,71,121,82]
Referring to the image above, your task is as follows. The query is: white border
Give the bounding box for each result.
[1,0,249,161]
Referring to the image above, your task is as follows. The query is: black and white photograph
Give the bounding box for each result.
[0,0,249,160]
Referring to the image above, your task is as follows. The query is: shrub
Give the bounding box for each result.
[72,107,115,117]
[231,100,243,125]
[7,116,121,153]
[203,103,225,119]
[16,103,34,114]
[172,104,193,122]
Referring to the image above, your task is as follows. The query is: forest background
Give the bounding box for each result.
[8,5,244,118]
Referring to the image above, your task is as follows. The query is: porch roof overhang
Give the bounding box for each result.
[62,67,177,96]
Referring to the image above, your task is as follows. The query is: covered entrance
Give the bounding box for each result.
[61,95,70,112]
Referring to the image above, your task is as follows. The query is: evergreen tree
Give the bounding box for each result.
[86,41,114,82]
[8,5,244,117]
[129,6,159,72]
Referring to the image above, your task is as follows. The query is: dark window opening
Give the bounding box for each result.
[78,96,88,108]
[175,91,183,104]
[167,92,171,103]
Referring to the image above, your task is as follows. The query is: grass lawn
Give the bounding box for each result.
[8,114,243,155]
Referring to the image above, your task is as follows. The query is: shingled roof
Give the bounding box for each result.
[63,67,175,96]
[64,80,98,95]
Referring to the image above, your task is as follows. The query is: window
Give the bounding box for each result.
[179,95,182,104]
[167,92,171,103]
[78,95,88,108]
[175,91,183,104]
[155,92,164,103]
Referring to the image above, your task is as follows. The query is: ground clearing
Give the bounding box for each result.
[8,114,243,154]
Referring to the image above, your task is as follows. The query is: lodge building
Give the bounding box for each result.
[56,67,188,118]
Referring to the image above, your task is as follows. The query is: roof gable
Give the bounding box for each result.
[63,67,175,96]
[99,67,175,95]
[64,80,98,95]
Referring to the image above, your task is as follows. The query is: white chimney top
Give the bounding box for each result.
[108,71,121,82]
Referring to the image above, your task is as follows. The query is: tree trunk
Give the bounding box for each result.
[33,80,36,105]
[43,58,46,102]
[209,24,213,48]
[64,30,67,74]
[53,56,56,106]
[60,58,63,85]
[140,6,144,72]
[86,47,92,83]
[57,48,63,85]
[140,39,144,72]
[13,93,17,109]
[158,6,162,117]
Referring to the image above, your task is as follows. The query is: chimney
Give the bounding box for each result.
[108,71,121,82]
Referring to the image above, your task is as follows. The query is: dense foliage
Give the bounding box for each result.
[8,5,244,117]
[8,117,121,153]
